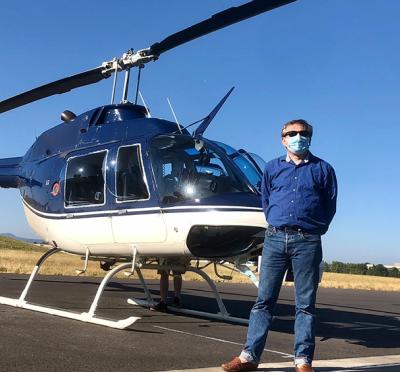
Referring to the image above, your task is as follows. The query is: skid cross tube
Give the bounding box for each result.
[128,262,258,325]
[0,250,140,329]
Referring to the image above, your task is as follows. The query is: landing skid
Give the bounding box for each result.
[0,249,258,328]
[0,248,140,329]
[128,262,259,325]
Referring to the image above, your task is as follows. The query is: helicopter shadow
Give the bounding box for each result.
[161,291,400,351]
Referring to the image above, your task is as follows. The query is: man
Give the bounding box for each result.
[222,119,337,372]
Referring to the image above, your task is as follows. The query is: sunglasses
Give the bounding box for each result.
[282,130,311,138]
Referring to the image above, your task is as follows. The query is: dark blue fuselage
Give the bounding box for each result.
[0,103,265,259]
[19,104,187,214]
[2,103,261,215]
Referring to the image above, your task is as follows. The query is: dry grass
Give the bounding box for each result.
[320,272,400,291]
[1,249,399,291]
[0,250,157,279]
[0,249,255,282]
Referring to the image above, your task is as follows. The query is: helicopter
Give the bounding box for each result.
[0,0,296,329]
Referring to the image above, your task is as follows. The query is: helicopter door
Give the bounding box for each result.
[111,143,167,243]
[62,149,114,246]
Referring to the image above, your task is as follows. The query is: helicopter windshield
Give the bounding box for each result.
[150,135,253,204]
[212,140,265,192]
[248,152,267,173]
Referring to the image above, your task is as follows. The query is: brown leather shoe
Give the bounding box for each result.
[295,363,314,372]
[221,356,258,371]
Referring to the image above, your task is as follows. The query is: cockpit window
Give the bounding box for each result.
[248,152,267,173]
[212,140,236,156]
[150,135,252,204]
[231,155,261,191]
[96,106,147,125]
[65,151,106,207]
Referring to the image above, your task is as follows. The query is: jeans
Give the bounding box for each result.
[240,226,322,365]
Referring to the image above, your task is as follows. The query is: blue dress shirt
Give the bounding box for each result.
[261,152,337,235]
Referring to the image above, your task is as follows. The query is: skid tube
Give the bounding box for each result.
[128,262,258,325]
[0,248,140,329]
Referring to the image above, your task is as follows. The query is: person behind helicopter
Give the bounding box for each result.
[150,258,190,312]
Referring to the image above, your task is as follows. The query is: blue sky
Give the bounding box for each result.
[0,0,399,265]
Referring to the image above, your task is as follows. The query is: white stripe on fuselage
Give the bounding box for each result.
[23,201,266,257]
[22,198,262,219]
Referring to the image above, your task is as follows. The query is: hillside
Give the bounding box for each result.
[0,236,47,252]
[0,233,39,244]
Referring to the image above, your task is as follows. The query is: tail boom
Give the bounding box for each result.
[0,157,22,188]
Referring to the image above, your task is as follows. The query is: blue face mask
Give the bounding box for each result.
[286,134,310,155]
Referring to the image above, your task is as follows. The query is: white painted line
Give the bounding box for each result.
[153,325,293,358]
[160,354,400,372]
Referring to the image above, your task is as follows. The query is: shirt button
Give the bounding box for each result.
[290,214,293,216]
[293,188,296,191]
[294,177,297,179]
[291,200,294,203]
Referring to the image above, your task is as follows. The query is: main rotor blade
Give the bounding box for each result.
[0,0,296,115]
[0,66,105,114]
[150,0,296,56]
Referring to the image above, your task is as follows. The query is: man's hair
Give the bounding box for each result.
[281,119,313,137]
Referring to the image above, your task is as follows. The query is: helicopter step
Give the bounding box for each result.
[0,248,140,329]
[127,262,259,325]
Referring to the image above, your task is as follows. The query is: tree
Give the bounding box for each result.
[367,264,389,277]
[348,263,368,275]
[330,261,346,273]
[388,267,400,278]
[323,261,331,272]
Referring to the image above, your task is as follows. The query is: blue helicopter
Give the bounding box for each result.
[0,0,296,328]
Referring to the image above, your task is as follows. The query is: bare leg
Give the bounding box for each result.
[173,274,182,299]
[159,270,169,303]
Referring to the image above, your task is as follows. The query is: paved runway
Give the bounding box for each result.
[0,273,399,371]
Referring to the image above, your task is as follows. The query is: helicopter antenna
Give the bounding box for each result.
[171,117,206,134]
[110,59,119,104]
[138,91,151,118]
[167,97,182,134]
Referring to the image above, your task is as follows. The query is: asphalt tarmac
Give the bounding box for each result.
[0,273,399,372]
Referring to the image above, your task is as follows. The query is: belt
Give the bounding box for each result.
[269,225,305,233]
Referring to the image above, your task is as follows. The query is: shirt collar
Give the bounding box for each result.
[284,152,310,164]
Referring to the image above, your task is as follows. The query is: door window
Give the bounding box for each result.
[65,151,107,207]
[116,145,149,202]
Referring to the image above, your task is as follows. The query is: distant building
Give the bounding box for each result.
[366,263,400,269]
